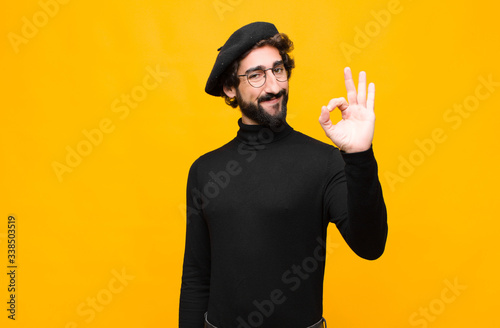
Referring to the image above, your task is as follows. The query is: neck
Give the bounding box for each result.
[236,118,293,146]
[241,115,258,125]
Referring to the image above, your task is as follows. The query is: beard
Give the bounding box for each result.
[236,88,288,129]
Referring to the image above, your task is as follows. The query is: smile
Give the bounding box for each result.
[260,95,282,105]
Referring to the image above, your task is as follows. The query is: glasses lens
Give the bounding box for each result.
[273,65,288,82]
[247,70,265,87]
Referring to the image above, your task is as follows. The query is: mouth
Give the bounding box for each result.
[260,95,282,106]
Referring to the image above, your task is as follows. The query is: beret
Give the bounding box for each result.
[205,22,279,97]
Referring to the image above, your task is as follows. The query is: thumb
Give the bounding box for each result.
[319,106,335,132]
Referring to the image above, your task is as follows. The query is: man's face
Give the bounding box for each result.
[228,45,289,128]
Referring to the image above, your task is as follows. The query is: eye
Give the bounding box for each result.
[273,67,284,74]
[248,71,264,80]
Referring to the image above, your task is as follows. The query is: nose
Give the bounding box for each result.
[263,69,281,94]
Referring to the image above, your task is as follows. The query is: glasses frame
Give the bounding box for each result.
[237,65,289,88]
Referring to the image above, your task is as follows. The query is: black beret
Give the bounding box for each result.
[205,22,279,97]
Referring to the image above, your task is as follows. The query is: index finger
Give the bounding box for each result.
[344,67,357,105]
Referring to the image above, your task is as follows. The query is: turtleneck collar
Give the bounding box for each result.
[235,118,294,146]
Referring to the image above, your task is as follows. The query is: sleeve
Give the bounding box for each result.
[325,146,388,260]
[179,160,211,327]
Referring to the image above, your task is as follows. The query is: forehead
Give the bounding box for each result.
[238,45,282,72]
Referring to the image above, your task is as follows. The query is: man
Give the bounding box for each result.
[180,22,388,328]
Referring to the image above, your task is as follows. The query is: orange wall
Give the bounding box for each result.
[1,0,499,327]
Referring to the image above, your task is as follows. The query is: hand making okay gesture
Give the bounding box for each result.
[319,67,376,153]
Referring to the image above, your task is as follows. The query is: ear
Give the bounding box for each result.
[223,85,236,98]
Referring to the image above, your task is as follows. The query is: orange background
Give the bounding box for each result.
[1,0,499,327]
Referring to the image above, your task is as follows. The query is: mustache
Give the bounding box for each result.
[258,89,287,103]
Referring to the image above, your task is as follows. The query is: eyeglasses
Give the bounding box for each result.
[238,64,288,88]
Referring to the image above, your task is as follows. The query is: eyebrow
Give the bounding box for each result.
[244,60,284,74]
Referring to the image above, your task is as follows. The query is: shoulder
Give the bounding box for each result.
[277,130,345,174]
[288,130,341,156]
[189,139,237,174]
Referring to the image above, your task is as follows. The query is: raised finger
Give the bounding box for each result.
[367,82,375,111]
[344,67,357,105]
[357,71,366,106]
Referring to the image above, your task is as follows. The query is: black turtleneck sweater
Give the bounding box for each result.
[179,119,387,328]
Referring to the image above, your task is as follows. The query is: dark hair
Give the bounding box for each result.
[219,33,295,108]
